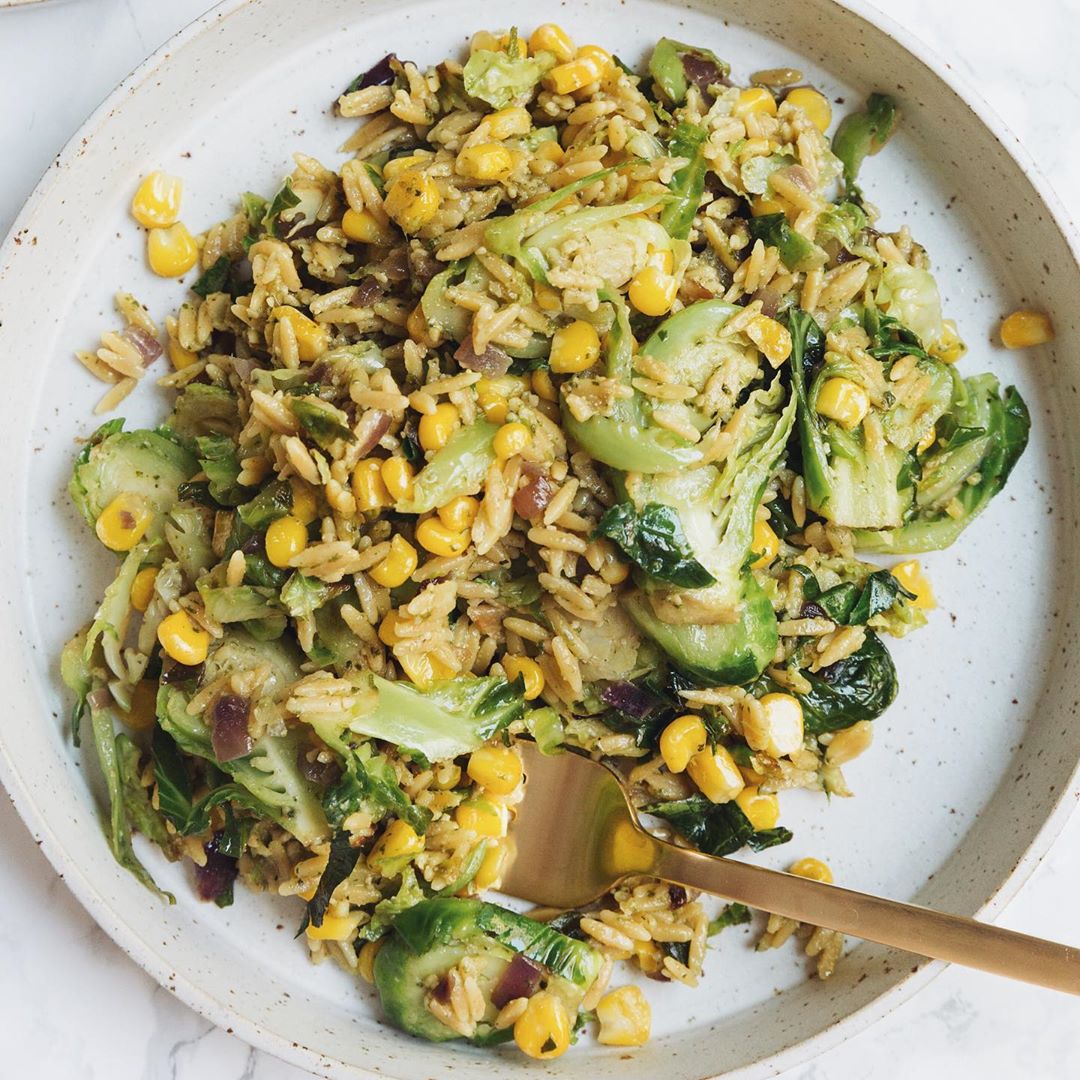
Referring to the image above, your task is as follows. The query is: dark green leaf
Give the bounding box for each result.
[299,829,362,933]
[757,630,898,734]
[748,214,825,272]
[596,502,715,588]
[292,398,356,450]
[191,256,232,299]
[708,902,752,934]
[195,434,246,506]
[647,795,793,857]
[324,751,432,835]
[263,179,302,237]
[152,726,195,831]
[241,191,269,248]
[243,554,290,589]
[236,480,292,529]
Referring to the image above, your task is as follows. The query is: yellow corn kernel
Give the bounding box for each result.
[352,458,392,512]
[380,457,415,502]
[577,44,614,78]
[378,609,402,646]
[533,281,562,311]
[369,534,419,589]
[785,87,832,132]
[891,559,936,610]
[467,745,523,796]
[157,610,210,666]
[474,840,509,890]
[915,425,937,455]
[500,32,528,58]
[756,693,805,758]
[1000,309,1054,349]
[735,785,781,831]
[368,819,425,866]
[405,301,438,348]
[168,339,199,370]
[264,515,308,568]
[529,23,576,62]
[432,762,462,790]
[790,857,833,884]
[628,263,678,317]
[687,745,744,804]
[659,714,708,774]
[398,651,456,688]
[633,939,664,976]
[493,421,531,460]
[457,143,515,183]
[120,680,159,733]
[147,223,198,277]
[736,136,773,160]
[750,517,780,569]
[550,319,601,373]
[415,516,470,558]
[271,306,328,362]
[290,479,319,525]
[341,207,391,244]
[825,720,874,765]
[747,314,793,365]
[544,57,601,95]
[437,495,480,532]
[514,991,571,1060]
[384,171,441,233]
[502,655,545,701]
[534,140,565,165]
[470,29,503,53]
[455,798,509,838]
[596,985,651,1047]
[477,388,509,424]
[131,171,183,228]
[95,494,153,552]
[305,913,363,941]
[357,938,384,984]
[815,377,869,430]
[486,106,532,140]
[531,369,558,402]
[606,818,656,875]
[418,402,460,451]
[750,195,789,218]
[733,86,778,119]
[934,318,967,363]
[130,566,159,612]
[382,153,431,184]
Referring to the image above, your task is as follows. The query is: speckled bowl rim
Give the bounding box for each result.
[0,1,1077,1077]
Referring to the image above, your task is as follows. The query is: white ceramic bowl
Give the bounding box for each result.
[1,1,1078,1076]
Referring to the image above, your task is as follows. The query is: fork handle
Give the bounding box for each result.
[652,840,1080,994]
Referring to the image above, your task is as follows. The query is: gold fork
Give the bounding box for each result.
[500,743,1080,993]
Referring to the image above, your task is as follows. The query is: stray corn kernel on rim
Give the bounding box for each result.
[63,25,1033,1057]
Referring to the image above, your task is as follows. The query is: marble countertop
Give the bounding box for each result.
[1,0,1078,1076]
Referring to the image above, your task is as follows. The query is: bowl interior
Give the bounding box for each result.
[1,0,1078,1077]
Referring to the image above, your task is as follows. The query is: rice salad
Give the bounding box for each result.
[63,26,1033,1059]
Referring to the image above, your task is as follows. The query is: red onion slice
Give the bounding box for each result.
[491,954,542,1009]
[210,694,252,762]
[354,410,391,457]
[454,335,511,376]
[121,327,163,366]
[513,468,555,520]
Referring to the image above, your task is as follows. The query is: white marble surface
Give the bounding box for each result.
[1,0,1079,1075]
